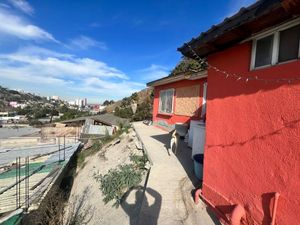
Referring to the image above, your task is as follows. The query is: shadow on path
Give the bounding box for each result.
[121,186,162,225]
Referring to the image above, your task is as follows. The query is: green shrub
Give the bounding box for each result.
[129,154,148,170]
[77,139,103,168]
[95,164,143,207]
[95,153,148,207]
[132,102,152,121]
[114,106,133,119]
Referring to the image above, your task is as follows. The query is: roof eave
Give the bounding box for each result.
[147,71,207,87]
[178,0,300,58]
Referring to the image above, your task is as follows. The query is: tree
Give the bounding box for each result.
[170,57,207,76]
[133,102,152,121]
[103,100,115,106]
[103,100,110,106]
[130,92,139,102]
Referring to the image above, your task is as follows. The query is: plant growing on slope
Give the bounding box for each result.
[129,154,148,170]
[95,164,143,207]
[94,153,148,207]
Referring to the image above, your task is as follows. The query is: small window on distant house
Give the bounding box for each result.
[278,24,300,63]
[254,35,274,68]
[159,89,174,114]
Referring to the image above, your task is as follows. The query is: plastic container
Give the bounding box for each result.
[193,154,204,180]
[192,123,206,158]
[188,120,205,148]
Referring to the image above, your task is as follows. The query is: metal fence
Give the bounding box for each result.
[0,136,79,214]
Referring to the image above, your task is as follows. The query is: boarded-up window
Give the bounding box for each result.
[175,85,200,117]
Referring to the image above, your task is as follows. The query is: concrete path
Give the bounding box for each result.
[133,122,220,225]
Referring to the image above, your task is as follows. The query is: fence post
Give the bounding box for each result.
[58,137,61,162]
[15,157,18,209]
[18,157,20,209]
[63,135,66,161]
[25,156,29,211]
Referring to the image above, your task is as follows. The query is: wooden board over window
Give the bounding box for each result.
[175,85,200,117]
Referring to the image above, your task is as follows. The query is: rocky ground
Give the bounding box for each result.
[64,128,146,225]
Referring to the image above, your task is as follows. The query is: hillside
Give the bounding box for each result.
[0,85,46,111]
[105,87,154,121]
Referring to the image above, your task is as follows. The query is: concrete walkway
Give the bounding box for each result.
[133,122,220,225]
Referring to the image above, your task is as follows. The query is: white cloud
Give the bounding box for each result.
[137,64,170,81]
[0,46,143,101]
[8,0,34,15]
[75,77,145,99]
[0,8,57,42]
[69,35,107,50]
[0,46,127,79]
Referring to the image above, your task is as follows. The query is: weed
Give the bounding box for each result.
[94,153,148,207]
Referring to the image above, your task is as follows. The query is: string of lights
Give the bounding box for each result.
[186,44,300,84]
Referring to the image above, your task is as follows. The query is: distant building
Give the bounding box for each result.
[51,96,60,100]
[0,112,20,123]
[68,101,76,106]
[8,102,26,109]
[9,101,18,108]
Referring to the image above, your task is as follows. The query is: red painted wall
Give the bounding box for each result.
[152,79,206,126]
[203,41,300,225]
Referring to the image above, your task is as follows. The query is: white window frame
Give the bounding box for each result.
[201,82,207,118]
[158,88,174,115]
[250,18,300,70]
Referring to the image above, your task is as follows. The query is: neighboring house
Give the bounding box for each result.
[62,113,129,137]
[147,71,207,131]
[177,0,300,225]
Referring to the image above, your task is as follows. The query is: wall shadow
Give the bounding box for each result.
[261,192,275,225]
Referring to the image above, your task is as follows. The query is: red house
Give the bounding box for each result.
[176,0,300,225]
[147,71,207,131]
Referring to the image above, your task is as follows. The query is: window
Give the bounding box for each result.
[201,82,207,118]
[159,89,174,114]
[254,35,274,67]
[251,22,300,69]
[278,24,300,62]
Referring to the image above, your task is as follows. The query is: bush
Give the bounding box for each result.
[132,102,152,121]
[77,139,104,168]
[94,153,148,207]
[95,164,143,207]
[129,154,148,170]
[114,106,133,119]
[170,56,207,76]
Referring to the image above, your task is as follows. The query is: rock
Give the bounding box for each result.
[113,139,121,145]
[135,141,143,150]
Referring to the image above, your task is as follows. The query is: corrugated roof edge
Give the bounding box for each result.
[147,70,207,87]
[177,0,282,56]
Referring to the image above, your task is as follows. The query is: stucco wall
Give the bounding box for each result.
[203,41,300,225]
[152,78,206,129]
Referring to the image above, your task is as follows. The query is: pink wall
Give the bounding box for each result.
[203,41,300,225]
[152,79,206,126]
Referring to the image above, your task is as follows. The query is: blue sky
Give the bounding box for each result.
[0,0,255,103]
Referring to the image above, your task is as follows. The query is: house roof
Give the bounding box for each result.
[147,71,207,87]
[62,113,129,126]
[178,0,300,58]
